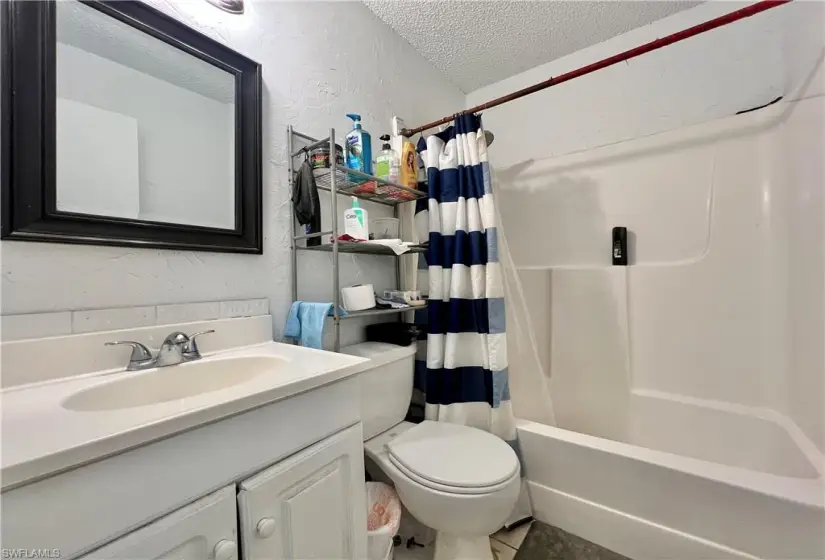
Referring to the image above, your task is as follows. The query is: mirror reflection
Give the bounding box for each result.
[55,0,237,229]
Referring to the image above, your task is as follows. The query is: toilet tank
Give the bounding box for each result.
[340,342,416,440]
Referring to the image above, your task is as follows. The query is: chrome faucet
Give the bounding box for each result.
[105,330,214,371]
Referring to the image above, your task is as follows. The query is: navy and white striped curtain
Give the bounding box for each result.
[415,114,516,444]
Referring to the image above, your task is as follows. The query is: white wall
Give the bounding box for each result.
[56,98,141,219]
[467,1,818,167]
[1,1,464,347]
[471,1,825,455]
[57,42,235,229]
[780,45,825,457]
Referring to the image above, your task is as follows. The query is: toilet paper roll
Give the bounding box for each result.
[341,284,376,311]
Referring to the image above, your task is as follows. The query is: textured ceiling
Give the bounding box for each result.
[363,1,701,92]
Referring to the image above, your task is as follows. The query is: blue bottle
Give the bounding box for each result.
[344,113,372,175]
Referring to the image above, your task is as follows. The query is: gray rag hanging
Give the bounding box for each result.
[292,160,320,226]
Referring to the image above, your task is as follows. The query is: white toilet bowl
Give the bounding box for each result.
[365,422,520,560]
[344,342,521,560]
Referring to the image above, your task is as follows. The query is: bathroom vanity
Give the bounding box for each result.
[0,316,373,560]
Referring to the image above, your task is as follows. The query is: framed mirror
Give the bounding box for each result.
[1,0,262,253]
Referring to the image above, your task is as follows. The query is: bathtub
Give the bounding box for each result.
[517,391,825,559]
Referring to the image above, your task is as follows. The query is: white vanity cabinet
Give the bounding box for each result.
[238,424,368,560]
[76,486,239,560]
[2,378,367,560]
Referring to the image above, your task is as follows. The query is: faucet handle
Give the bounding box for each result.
[105,341,153,370]
[183,330,215,357]
[161,331,190,348]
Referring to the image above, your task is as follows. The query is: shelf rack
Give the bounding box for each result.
[297,243,427,256]
[287,126,426,351]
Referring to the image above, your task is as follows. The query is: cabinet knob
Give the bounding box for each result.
[256,517,277,538]
[213,539,237,560]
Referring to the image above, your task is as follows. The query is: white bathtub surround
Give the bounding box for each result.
[495,92,825,559]
[518,421,824,560]
[471,2,825,554]
[628,390,820,479]
[492,62,825,555]
[502,94,825,456]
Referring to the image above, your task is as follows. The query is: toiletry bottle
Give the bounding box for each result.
[374,134,400,184]
[345,113,373,175]
[343,197,369,240]
[400,138,417,191]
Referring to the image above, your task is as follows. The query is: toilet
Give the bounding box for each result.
[343,342,521,560]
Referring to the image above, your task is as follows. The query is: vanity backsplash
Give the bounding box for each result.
[1,298,269,341]
[0,298,273,389]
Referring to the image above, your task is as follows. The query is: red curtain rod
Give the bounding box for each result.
[400,0,791,137]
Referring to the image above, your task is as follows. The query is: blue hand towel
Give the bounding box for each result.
[283,301,303,340]
[283,301,346,349]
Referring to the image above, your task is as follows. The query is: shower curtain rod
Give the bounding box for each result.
[399,0,791,138]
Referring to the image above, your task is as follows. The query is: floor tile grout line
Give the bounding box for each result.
[491,537,519,551]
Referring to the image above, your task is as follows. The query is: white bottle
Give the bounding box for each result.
[343,197,369,240]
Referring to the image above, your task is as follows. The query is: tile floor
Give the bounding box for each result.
[393,521,629,560]
[491,521,532,559]
[514,523,630,560]
[393,521,532,560]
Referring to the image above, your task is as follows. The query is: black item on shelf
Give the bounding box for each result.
[293,159,322,246]
[366,322,421,346]
[308,143,344,170]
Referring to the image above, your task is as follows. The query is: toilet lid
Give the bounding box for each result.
[386,421,519,490]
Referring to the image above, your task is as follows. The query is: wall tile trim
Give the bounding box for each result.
[1,298,270,342]
[1,312,73,341]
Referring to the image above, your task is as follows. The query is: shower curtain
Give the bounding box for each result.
[414,114,532,527]
[415,113,516,445]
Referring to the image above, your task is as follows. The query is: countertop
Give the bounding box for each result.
[0,341,370,490]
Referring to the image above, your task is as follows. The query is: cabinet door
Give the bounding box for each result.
[78,486,238,560]
[238,424,368,560]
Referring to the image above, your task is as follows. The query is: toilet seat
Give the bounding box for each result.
[388,454,519,495]
[385,421,519,496]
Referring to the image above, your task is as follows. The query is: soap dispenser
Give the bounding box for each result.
[344,113,373,175]
[374,134,400,184]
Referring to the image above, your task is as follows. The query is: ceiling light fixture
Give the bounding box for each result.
[205,0,244,14]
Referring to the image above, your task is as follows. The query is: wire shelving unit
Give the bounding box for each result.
[287,126,426,351]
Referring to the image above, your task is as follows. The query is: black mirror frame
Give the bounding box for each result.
[1,0,262,254]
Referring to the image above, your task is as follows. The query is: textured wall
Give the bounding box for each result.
[1,1,464,345]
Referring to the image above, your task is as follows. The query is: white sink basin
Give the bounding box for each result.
[62,356,283,411]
